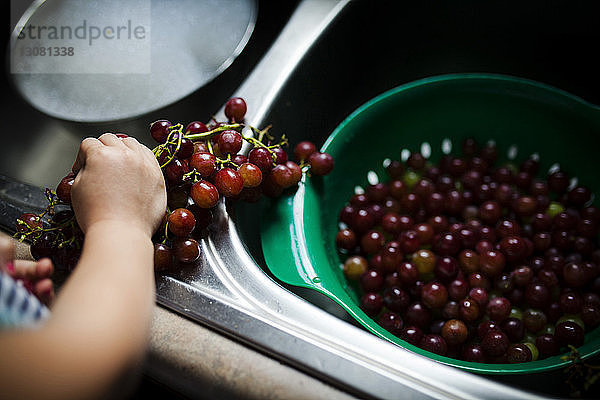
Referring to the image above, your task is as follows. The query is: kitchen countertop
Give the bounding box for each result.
[13,240,359,400]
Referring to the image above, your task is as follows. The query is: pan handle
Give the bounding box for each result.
[214,0,351,128]
[0,174,47,234]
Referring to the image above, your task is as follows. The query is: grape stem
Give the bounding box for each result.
[152,123,243,169]
[252,124,273,143]
[205,139,213,154]
[163,219,170,243]
[153,124,184,168]
[245,125,288,165]
[214,154,239,169]
[183,169,201,183]
[185,123,243,141]
[42,188,60,217]
[14,198,82,254]
[58,234,80,250]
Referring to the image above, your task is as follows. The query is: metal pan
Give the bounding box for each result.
[9,0,257,123]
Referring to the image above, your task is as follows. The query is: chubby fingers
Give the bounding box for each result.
[72,132,126,173]
[98,132,124,147]
[121,135,144,153]
[32,258,55,307]
[35,258,54,278]
[34,278,55,306]
[12,258,53,282]
[72,133,151,173]
[72,136,105,173]
[11,259,55,307]
[11,259,38,281]
[120,135,161,169]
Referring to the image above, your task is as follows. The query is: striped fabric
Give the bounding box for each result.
[0,271,49,328]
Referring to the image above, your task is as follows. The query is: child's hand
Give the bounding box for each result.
[0,234,54,306]
[70,133,167,238]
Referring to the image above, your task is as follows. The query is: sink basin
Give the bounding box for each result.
[3,1,600,399]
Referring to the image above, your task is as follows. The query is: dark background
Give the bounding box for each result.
[262,1,600,149]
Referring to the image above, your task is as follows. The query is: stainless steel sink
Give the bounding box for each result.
[3,1,600,399]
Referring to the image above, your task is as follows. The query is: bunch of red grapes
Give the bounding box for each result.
[336,138,600,364]
[15,97,334,275]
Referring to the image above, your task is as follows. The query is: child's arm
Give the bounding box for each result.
[0,133,166,400]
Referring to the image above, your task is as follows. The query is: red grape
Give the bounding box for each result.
[441,319,468,346]
[481,330,509,357]
[238,162,263,188]
[285,161,302,185]
[186,121,208,134]
[17,213,42,233]
[164,158,189,184]
[270,164,296,189]
[154,243,174,271]
[272,147,288,164]
[30,231,57,260]
[168,208,196,237]
[248,147,275,173]
[189,152,217,178]
[507,343,532,363]
[294,141,316,162]
[56,174,75,203]
[361,292,383,316]
[176,138,195,160]
[224,97,247,122]
[174,237,200,264]
[214,167,244,198]
[378,312,404,336]
[217,130,243,155]
[150,119,172,143]
[419,334,448,356]
[190,180,219,208]
[383,286,410,313]
[361,269,384,292]
[308,152,334,176]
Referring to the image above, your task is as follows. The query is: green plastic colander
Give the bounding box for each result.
[260,73,600,374]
